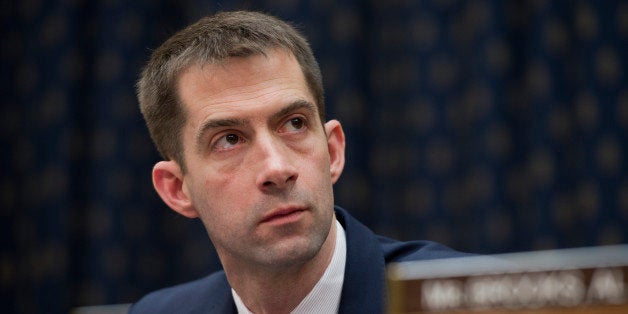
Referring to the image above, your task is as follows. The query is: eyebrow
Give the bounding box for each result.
[194,117,248,152]
[270,99,318,123]
[193,99,318,152]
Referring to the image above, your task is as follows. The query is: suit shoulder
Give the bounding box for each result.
[129,271,232,314]
[378,236,473,263]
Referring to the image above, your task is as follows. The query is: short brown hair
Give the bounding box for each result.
[137,11,325,171]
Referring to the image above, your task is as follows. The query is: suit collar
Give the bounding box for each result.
[335,206,386,313]
[199,273,237,314]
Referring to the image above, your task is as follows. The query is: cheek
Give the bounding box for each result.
[198,167,254,215]
[195,180,249,237]
[311,139,332,172]
[302,147,333,188]
[206,164,251,193]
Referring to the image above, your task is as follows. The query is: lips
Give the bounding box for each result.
[260,207,306,224]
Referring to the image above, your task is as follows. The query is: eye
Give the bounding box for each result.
[282,117,306,133]
[213,133,244,151]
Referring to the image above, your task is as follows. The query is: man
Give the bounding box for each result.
[131,11,467,313]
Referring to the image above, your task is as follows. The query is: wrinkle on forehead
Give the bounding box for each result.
[178,49,305,105]
[178,52,309,110]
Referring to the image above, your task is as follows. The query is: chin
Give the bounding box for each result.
[258,237,324,268]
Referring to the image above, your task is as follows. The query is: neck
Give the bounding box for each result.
[224,221,337,314]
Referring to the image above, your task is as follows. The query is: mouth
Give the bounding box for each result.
[260,207,307,225]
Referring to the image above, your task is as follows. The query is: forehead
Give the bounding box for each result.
[176,49,313,118]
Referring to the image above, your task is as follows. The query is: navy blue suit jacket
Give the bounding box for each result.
[130,206,468,313]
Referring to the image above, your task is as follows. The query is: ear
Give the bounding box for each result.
[152,160,199,218]
[324,120,346,184]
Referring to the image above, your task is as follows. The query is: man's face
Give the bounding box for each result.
[173,49,344,269]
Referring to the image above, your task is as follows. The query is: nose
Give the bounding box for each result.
[254,135,298,192]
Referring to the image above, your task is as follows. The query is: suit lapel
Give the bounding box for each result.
[335,207,386,313]
[198,272,237,314]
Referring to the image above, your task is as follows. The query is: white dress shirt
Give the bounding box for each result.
[232,219,347,313]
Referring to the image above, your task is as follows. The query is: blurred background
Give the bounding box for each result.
[2,0,627,312]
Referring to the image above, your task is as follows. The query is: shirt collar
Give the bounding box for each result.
[232,219,347,313]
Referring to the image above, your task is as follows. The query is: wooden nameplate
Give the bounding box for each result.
[387,245,628,313]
